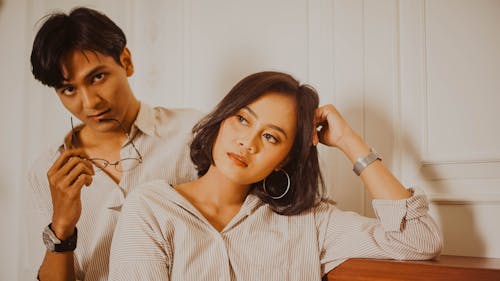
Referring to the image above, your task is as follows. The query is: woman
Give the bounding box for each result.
[108,71,442,280]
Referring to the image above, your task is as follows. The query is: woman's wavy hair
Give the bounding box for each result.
[190,71,325,215]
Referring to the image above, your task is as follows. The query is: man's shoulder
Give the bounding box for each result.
[154,106,205,122]
[151,106,206,136]
[26,143,62,211]
[27,143,62,181]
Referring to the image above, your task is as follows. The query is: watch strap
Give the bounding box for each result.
[353,148,382,176]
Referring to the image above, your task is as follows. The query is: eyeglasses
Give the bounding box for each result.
[70,117,143,172]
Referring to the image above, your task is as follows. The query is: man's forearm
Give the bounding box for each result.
[38,251,76,281]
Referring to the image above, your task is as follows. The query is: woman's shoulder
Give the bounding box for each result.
[311,198,337,215]
[125,180,195,212]
[125,180,176,206]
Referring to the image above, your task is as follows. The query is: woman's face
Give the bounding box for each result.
[212,91,298,186]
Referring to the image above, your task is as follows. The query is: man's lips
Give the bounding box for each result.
[227,152,248,167]
[87,109,111,120]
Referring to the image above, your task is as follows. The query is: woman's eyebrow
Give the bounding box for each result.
[243,106,288,139]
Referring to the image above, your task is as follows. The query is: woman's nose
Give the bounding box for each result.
[238,133,258,154]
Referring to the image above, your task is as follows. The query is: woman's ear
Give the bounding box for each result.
[120,47,134,76]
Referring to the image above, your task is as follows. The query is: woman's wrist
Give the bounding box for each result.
[337,131,371,163]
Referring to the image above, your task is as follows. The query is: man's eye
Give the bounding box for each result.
[61,86,75,96]
[92,73,105,83]
[263,133,279,144]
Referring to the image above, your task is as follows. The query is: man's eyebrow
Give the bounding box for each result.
[84,65,107,80]
[242,106,288,139]
[59,65,107,86]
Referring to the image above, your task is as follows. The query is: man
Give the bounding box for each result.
[27,7,203,281]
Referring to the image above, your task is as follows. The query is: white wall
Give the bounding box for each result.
[399,0,500,258]
[1,0,499,280]
[0,0,28,280]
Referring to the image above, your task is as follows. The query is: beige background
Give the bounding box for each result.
[1,0,499,280]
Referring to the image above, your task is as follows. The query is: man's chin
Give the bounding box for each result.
[88,118,121,132]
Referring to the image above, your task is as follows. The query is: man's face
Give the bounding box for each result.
[55,49,139,133]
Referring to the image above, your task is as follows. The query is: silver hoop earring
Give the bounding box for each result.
[263,169,290,200]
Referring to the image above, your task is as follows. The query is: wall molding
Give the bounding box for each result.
[429,193,500,205]
[420,159,500,180]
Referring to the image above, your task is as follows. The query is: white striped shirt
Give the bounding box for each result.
[26,103,204,281]
[109,180,443,281]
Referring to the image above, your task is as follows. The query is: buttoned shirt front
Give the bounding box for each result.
[26,103,204,281]
[109,180,442,281]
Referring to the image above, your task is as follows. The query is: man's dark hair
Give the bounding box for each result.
[30,7,127,88]
[190,71,325,216]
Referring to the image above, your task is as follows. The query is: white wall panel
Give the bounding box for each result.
[425,0,500,161]
[129,0,185,107]
[0,1,29,280]
[363,0,400,216]
[329,0,366,214]
[187,0,310,111]
[400,0,500,258]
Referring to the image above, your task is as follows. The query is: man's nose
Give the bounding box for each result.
[81,87,102,108]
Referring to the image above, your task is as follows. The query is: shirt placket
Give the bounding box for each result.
[216,232,232,281]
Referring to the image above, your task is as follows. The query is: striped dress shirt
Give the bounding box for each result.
[25,103,204,281]
[109,180,443,281]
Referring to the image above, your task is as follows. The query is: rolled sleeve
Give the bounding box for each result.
[319,188,443,275]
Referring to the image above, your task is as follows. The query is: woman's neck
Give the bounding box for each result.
[186,166,250,206]
[175,166,251,231]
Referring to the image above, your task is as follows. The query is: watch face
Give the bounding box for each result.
[42,224,77,252]
[42,230,56,252]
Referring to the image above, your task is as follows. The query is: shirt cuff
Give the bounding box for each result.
[371,187,429,232]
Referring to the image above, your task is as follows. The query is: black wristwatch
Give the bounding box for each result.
[42,223,78,252]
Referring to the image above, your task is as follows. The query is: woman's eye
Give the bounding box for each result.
[263,133,279,144]
[237,115,249,125]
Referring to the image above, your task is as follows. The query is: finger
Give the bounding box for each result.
[314,106,328,125]
[48,148,88,176]
[54,161,93,192]
[317,125,329,144]
[49,157,85,193]
[70,174,93,193]
[58,156,94,180]
[61,162,95,188]
[311,128,319,146]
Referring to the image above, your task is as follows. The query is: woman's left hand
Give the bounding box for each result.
[313,104,357,150]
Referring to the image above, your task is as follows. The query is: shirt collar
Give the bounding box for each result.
[132,102,157,137]
[164,184,264,232]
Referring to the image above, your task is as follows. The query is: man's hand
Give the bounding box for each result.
[47,148,94,239]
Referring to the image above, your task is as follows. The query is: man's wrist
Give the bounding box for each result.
[43,223,78,252]
[51,220,76,240]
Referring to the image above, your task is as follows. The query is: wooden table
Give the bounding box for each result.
[326,255,500,281]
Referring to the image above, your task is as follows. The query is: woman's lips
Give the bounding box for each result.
[227,152,248,167]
